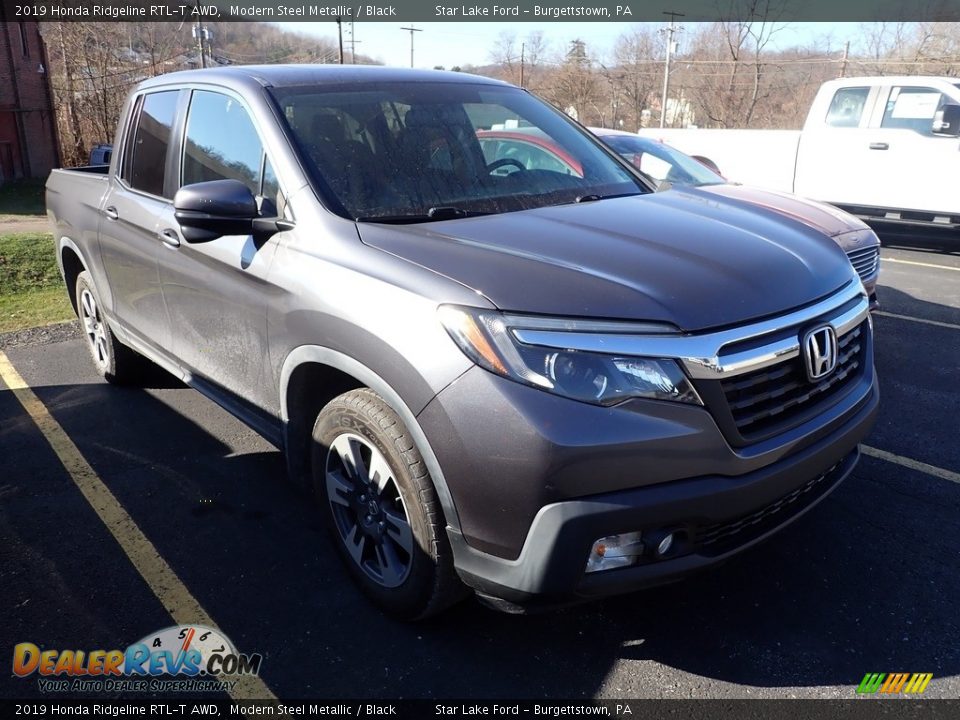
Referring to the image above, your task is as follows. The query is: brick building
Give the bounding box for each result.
[0,15,60,183]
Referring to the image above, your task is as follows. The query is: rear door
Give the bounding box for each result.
[99,89,183,351]
[793,84,882,205]
[156,87,287,414]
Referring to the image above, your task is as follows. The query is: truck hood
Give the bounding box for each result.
[698,183,869,237]
[357,188,855,332]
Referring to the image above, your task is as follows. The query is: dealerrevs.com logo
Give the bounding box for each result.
[12,625,263,693]
[856,672,933,695]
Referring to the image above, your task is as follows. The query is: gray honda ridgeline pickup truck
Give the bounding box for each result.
[47,66,879,619]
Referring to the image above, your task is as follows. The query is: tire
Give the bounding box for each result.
[75,271,144,385]
[311,388,466,620]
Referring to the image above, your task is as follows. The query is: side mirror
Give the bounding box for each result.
[932,103,960,137]
[174,179,258,243]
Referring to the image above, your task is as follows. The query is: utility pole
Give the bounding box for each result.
[400,25,422,68]
[349,21,362,63]
[195,1,207,68]
[519,41,525,88]
[839,40,850,78]
[659,10,684,128]
[336,19,344,64]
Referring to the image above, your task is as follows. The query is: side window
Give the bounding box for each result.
[881,87,945,134]
[182,90,263,194]
[825,87,869,128]
[124,90,179,198]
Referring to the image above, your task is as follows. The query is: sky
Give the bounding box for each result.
[274,21,868,69]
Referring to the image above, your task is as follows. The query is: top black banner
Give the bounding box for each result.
[3,0,960,23]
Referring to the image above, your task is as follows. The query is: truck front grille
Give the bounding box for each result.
[846,246,880,282]
[719,321,866,440]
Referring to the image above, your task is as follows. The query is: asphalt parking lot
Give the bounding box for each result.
[1,231,958,701]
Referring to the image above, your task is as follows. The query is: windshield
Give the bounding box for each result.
[600,135,725,188]
[269,82,647,221]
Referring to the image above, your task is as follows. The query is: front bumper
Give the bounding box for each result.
[419,360,878,607]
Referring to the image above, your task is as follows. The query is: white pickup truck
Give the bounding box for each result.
[639,76,960,234]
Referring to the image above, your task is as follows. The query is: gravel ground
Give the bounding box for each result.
[0,319,80,350]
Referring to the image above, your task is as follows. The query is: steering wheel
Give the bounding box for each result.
[487,158,526,174]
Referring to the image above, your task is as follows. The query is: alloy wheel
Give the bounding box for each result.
[325,433,415,588]
[80,288,110,370]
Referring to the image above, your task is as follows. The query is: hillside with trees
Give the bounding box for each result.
[476,19,960,133]
[39,13,960,166]
[42,20,377,165]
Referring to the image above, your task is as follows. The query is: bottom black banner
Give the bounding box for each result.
[2,699,958,720]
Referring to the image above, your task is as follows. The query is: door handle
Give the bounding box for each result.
[103,206,119,220]
[159,228,181,248]
[869,142,889,150]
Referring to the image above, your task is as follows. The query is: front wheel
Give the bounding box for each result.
[311,389,466,620]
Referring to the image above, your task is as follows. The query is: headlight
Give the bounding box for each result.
[438,305,702,406]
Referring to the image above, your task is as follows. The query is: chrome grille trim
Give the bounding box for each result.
[846,246,880,281]
[721,323,864,434]
[511,281,869,380]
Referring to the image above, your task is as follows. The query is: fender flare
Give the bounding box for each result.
[279,345,461,532]
[56,235,88,275]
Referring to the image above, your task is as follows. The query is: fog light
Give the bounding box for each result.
[646,529,675,557]
[585,531,645,573]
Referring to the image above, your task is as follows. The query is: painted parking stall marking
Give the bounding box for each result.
[0,350,277,701]
[881,257,960,273]
[861,445,960,487]
[873,311,960,332]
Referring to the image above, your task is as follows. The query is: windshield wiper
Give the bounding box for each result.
[355,207,481,224]
[575,191,643,203]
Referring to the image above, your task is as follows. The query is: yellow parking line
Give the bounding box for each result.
[862,445,960,486]
[0,351,277,701]
[881,257,960,272]
[874,311,960,331]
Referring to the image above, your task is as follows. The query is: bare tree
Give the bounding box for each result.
[489,31,519,83]
[544,40,605,124]
[857,22,960,76]
[488,30,549,89]
[52,22,85,166]
[686,0,789,128]
[611,26,661,130]
[522,31,549,90]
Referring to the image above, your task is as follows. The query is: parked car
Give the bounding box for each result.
[590,127,726,184]
[590,128,881,308]
[636,76,960,237]
[47,66,878,619]
[89,144,113,166]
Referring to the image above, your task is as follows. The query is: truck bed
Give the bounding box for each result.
[45,166,111,242]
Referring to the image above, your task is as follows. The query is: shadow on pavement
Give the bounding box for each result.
[1,284,958,698]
